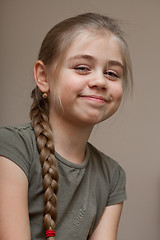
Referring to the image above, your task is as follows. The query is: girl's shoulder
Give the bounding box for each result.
[0,123,38,177]
[0,122,34,137]
[87,142,127,205]
[87,142,122,170]
[0,122,36,147]
[87,142,126,183]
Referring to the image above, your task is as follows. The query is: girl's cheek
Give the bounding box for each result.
[111,84,123,99]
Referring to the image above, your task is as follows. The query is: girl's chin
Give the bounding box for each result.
[77,115,111,126]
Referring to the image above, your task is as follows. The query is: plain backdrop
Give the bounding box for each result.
[0,0,160,239]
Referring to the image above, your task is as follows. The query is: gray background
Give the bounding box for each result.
[0,0,160,239]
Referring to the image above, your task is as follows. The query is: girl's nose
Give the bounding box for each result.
[88,72,107,90]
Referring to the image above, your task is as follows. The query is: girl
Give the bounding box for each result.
[0,13,132,240]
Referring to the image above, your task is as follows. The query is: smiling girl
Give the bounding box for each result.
[0,13,132,240]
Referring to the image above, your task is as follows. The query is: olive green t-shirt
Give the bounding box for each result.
[0,123,127,240]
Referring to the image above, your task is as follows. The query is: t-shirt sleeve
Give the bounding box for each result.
[107,164,127,206]
[0,126,33,178]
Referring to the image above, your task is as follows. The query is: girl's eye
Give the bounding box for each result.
[105,71,119,80]
[74,65,90,74]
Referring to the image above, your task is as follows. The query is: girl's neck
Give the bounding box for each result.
[49,114,94,164]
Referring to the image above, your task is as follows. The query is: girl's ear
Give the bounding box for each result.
[34,60,50,93]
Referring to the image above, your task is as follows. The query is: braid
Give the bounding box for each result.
[30,87,58,240]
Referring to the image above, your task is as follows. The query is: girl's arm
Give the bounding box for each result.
[89,203,123,240]
[0,156,31,240]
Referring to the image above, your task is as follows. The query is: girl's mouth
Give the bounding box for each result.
[79,95,112,103]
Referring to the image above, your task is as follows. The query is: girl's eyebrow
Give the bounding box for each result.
[108,60,124,70]
[67,54,95,63]
[68,54,124,70]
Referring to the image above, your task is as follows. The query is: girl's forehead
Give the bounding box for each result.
[65,30,123,64]
[69,30,111,48]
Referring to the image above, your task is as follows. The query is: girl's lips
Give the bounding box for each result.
[79,95,112,102]
[79,95,107,103]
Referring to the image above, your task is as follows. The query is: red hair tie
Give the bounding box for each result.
[45,230,56,238]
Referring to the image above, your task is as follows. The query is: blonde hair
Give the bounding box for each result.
[30,12,133,239]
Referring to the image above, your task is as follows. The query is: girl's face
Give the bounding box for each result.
[48,31,124,126]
